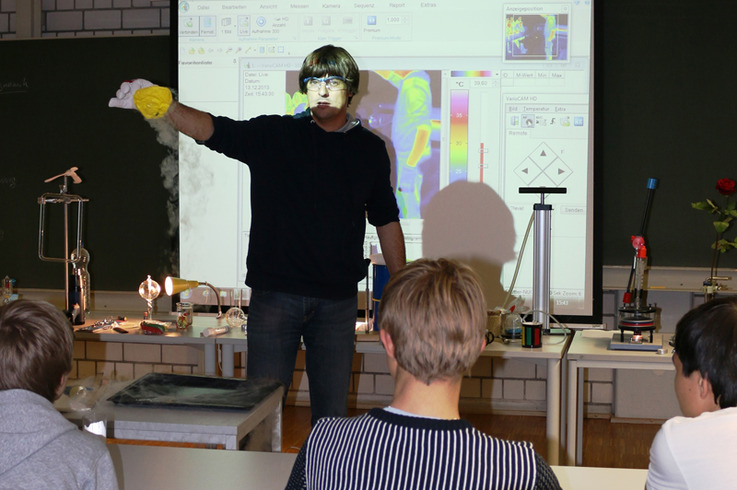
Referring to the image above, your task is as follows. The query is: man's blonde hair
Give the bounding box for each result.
[379,258,487,384]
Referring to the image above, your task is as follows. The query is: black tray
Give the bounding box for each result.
[108,373,282,410]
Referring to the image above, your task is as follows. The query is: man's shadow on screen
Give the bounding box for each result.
[422,181,517,312]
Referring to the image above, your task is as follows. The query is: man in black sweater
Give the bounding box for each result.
[109,45,406,425]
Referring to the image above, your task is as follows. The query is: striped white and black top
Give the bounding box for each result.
[285,408,561,490]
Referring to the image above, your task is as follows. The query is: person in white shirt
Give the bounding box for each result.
[646,296,737,489]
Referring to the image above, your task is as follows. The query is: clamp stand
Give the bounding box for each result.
[519,187,567,332]
[703,275,731,303]
[38,167,89,320]
[618,178,658,343]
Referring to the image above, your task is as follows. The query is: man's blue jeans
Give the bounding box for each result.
[246,289,356,426]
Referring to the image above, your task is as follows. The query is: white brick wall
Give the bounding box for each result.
[374,373,394,395]
[84,9,120,30]
[0,0,168,38]
[162,344,200,365]
[503,379,525,400]
[122,7,158,29]
[526,380,546,401]
[72,340,204,381]
[123,343,161,363]
[469,356,492,377]
[355,373,374,394]
[0,2,10,34]
[460,377,481,398]
[87,341,123,361]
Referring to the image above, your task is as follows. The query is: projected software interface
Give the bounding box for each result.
[177,1,594,316]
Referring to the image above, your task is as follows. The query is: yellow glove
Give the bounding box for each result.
[133,85,173,119]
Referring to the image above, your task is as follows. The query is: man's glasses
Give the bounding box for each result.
[304,76,347,92]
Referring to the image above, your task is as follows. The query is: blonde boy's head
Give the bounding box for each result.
[379,258,487,384]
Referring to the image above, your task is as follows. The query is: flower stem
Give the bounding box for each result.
[711,230,721,281]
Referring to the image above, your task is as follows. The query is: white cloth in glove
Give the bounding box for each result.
[108,79,154,109]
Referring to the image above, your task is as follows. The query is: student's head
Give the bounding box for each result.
[299,45,359,105]
[673,296,737,416]
[379,258,487,384]
[0,300,74,402]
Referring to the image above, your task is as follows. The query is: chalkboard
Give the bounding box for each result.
[0,36,174,291]
[599,0,737,269]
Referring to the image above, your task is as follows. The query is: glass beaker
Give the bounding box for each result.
[176,302,193,329]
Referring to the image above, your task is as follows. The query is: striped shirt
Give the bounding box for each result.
[285,408,561,490]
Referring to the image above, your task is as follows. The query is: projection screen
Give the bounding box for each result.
[175,0,599,322]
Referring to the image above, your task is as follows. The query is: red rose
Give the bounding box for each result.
[716,178,736,196]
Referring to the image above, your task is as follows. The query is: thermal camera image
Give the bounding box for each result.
[285,89,308,115]
[285,70,441,220]
[367,70,440,220]
[505,13,569,61]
